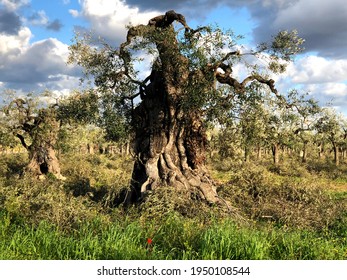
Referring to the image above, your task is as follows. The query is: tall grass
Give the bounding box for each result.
[1,211,346,260]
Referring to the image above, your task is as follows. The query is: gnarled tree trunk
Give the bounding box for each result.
[124,12,220,205]
[16,109,65,180]
[129,80,218,204]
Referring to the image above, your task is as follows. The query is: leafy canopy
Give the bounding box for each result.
[68,13,305,129]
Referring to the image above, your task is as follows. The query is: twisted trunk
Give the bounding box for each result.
[128,78,218,204]
[125,13,220,205]
[16,110,65,180]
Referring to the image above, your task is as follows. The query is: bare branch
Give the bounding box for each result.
[216,71,289,106]
[148,10,190,30]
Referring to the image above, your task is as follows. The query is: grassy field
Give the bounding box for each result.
[0,153,346,259]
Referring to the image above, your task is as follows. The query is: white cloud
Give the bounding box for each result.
[0,25,81,94]
[283,56,347,84]
[0,0,30,11]
[77,0,160,43]
[305,83,347,97]
[4,38,76,82]
[69,9,79,17]
[303,82,347,114]
[29,10,49,26]
[0,26,31,57]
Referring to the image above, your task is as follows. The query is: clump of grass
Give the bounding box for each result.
[140,187,217,220]
[1,152,138,230]
[215,161,346,230]
[0,173,109,231]
[268,159,311,178]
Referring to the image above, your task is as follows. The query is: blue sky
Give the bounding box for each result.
[1,0,347,115]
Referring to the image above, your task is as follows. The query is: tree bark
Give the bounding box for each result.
[128,62,219,204]
[302,141,307,163]
[257,145,262,160]
[333,144,339,166]
[27,145,64,179]
[272,143,280,165]
[244,146,250,162]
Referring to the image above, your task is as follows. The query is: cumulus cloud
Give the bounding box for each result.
[272,58,347,112]
[286,56,347,84]
[28,10,49,26]
[0,24,81,93]
[0,26,31,56]
[303,83,347,112]
[3,38,78,83]
[0,0,30,11]
[28,10,63,32]
[75,0,160,44]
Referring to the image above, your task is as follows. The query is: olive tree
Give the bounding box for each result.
[287,90,320,163]
[315,109,347,166]
[1,89,99,179]
[69,10,304,205]
[1,92,64,178]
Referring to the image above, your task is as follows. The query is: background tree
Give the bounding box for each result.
[237,86,270,162]
[0,122,17,153]
[1,89,99,179]
[69,10,304,205]
[287,90,320,163]
[1,92,64,179]
[265,110,295,165]
[315,109,347,166]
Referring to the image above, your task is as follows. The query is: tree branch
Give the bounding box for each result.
[216,71,289,106]
[15,133,29,150]
[119,10,191,86]
[148,10,190,30]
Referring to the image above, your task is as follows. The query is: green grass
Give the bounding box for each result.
[1,211,346,260]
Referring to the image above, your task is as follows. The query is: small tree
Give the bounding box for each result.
[287,90,320,163]
[69,10,304,205]
[237,86,270,162]
[265,111,295,165]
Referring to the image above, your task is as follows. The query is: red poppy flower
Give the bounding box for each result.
[147,238,153,245]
